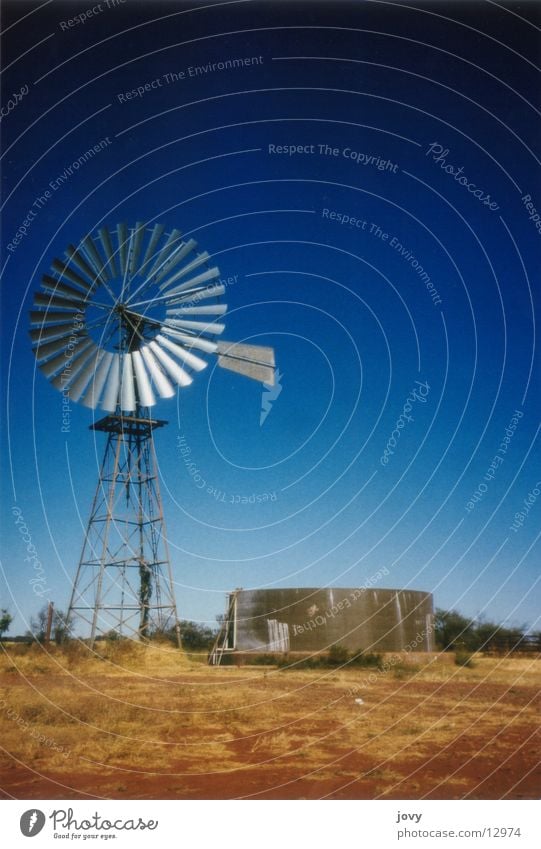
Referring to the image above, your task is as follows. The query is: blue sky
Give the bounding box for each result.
[1,0,540,636]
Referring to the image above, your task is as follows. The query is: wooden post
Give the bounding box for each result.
[45,601,54,644]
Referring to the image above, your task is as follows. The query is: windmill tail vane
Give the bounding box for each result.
[30,222,276,646]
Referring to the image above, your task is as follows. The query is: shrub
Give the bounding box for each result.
[277,654,323,670]
[327,644,350,666]
[455,650,475,668]
[245,653,279,666]
[349,650,384,669]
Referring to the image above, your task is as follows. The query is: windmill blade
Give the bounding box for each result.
[164,318,225,336]
[216,341,276,385]
[139,223,165,274]
[166,304,227,317]
[158,251,210,291]
[147,229,183,279]
[33,332,88,362]
[117,223,129,278]
[101,353,120,412]
[170,283,226,305]
[65,349,104,402]
[163,267,221,299]
[155,334,207,372]
[148,340,192,387]
[39,337,94,378]
[82,235,109,281]
[30,309,82,326]
[81,351,113,408]
[131,349,156,407]
[129,222,146,276]
[29,322,83,344]
[41,275,88,304]
[140,345,176,398]
[98,226,118,277]
[160,326,218,354]
[120,353,136,412]
[50,342,99,391]
[51,258,93,292]
[155,238,198,283]
[34,292,83,311]
[65,245,101,286]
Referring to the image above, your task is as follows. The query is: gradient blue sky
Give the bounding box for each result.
[1,0,540,636]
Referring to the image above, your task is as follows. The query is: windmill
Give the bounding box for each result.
[30,222,275,647]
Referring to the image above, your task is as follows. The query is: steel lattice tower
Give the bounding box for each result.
[67,412,181,647]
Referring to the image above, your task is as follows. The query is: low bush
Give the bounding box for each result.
[455,650,475,668]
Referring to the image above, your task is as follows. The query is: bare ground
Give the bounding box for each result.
[0,644,539,800]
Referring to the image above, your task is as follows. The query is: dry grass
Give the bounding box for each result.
[0,644,539,798]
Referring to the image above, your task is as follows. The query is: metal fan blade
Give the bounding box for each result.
[50,342,99,391]
[165,318,225,336]
[65,245,101,286]
[139,223,165,274]
[117,223,129,278]
[101,353,120,412]
[140,345,176,398]
[216,342,276,385]
[81,351,113,408]
[158,251,210,291]
[131,349,156,407]
[148,340,192,387]
[160,327,218,354]
[39,337,94,378]
[33,333,88,362]
[120,353,136,412]
[155,334,207,371]
[129,222,146,276]
[41,275,88,304]
[66,349,104,402]
[82,235,109,281]
[34,292,83,311]
[155,238,197,283]
[166,304,227,317]
[163,267,220,298]
[29,322,82,344]
[217,355,276,385]
[168,284,225,305]
[51,258,93,292]
[98,227,118,277]
[30,309,81,325]
[147,229,183,279]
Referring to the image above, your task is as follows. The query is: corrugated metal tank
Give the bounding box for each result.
[229,588,434,653]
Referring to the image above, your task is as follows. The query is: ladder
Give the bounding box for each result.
[208,590,238,666]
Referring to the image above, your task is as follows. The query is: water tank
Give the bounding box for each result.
[226,587,434,653]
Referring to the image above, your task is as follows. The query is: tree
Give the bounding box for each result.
[177,620,217,650]
[28,605,72,643]
[434,608,476,651]
[0,609,13,640]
